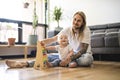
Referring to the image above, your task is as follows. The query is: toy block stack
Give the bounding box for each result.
[34,41,48,70]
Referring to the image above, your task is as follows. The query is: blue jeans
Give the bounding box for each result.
[27,54,59,67]
[50,59,61,67]
[27,53,93,67]
[76,53,94,66]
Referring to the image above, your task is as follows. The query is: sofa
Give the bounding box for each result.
[89,22,120,61]
[47,22,120,61]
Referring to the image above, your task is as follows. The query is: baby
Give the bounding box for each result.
[45,34,74,67]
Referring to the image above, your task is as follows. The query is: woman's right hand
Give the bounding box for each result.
[60,60,67,67]
[60,57,71,67]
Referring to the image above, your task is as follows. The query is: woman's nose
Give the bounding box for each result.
[74,20,77,23]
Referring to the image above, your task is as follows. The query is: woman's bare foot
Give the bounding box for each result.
[46,61,53,67]
[6,60,27,68]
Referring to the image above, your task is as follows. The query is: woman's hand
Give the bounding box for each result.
[60,60,66,67]
[60,57,71,67]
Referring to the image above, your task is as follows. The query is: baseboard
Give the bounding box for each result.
[93,54,120,62]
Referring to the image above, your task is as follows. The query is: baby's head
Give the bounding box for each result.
[58,34,68,45]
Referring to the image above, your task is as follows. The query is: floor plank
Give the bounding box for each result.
[0,59,120,80]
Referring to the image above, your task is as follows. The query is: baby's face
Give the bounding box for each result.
[59,35,68,45]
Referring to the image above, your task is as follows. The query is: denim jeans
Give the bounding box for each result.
[27,54,59,67]
[27,53,93,67]
[76,53,94,66]
[50,59,61,67]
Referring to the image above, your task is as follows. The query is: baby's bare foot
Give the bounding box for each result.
[46,61,53,67]
[6,60,25,68]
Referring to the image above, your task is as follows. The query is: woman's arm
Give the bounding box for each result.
[60,49,74,67]
[45,46,56,50]
[71,43,89,61]
[60,43,89,66]
[66,49,74,58]
[41,36,58,45]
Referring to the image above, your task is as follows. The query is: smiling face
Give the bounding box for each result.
[72,11,86,33]
[72,14,83,33]
[58,35,68,46]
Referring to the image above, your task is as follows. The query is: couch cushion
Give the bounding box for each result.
[106,32,119,37]
[93,29,106,34]
[105,32,119,47]
[89,24,108,30]
[91,37,105,48]
[91,33,105,48]
[106,29,119,33]
[108,23,120,28]
[91,33,105,37]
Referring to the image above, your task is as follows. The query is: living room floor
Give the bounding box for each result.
[0,58,120,80]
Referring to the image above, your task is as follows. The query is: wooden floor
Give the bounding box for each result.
[0,58,120,80]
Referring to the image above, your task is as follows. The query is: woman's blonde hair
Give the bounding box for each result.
[71,11,86,40]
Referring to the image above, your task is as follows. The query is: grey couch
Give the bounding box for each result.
[89,22,120,61]
[89,23,120,54]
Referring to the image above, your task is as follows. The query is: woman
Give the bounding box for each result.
[6,11,93,68]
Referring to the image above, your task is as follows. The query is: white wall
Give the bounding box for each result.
[49,0,120,29]
[0,0,44,23]
[0,0,44,56]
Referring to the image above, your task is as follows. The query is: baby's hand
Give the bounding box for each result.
[40,41,47,50]
[40,41,45,46]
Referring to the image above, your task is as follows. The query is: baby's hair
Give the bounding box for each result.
[57,34,68,42]
[57,34,62,42]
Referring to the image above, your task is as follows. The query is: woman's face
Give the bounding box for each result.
[72,14,83,33]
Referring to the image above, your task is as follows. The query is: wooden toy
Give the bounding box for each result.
[34,41,48,70]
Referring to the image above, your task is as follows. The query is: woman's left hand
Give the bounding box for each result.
[60,57,71,67]
[60,60,66,67]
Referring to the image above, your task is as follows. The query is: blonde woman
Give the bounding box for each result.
[42,11,93,67]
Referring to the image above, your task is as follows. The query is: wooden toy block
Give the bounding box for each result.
[34,41,48,70]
